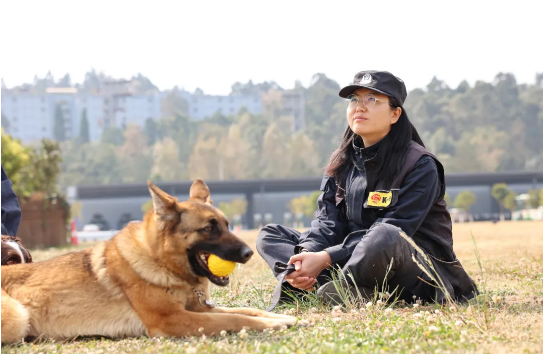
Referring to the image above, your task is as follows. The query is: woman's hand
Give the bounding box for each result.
[284,251,332,290]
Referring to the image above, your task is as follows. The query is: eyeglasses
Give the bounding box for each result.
[346,93,386,108]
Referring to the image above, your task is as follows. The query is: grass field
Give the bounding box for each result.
[2,221,543,354]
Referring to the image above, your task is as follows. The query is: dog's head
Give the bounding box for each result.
[1,235,32,266]
[144,179,253,286]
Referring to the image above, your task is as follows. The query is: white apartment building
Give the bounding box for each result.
[182,92,263,119]
[113,94,162,130]
[281,90,305,133]
[1,86,163,143]
[75,94,104,142]
[1,88,79,142]
[1,83,305,143]
[1,93,48,142]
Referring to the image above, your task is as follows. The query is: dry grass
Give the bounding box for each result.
[3,221,543,353]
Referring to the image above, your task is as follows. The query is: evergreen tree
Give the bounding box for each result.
[144,117,157,146]
[101,126,125,146]
[1,112,10,133]
[79,109,90,143]
[454,190,477,212]
[53,103,66,141]
[491,183,511,221]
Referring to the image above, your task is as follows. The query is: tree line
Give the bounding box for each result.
[53,72,543,189]
[445,184,543,221]
[3,125,541,229]
[3,71,543,191]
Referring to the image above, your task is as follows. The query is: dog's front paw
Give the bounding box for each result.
[270,315,311,329]
[263,316,296,330]
[295,318,310,327]
[266,312,300,320]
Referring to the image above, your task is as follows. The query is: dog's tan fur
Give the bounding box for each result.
[1,180,299,344]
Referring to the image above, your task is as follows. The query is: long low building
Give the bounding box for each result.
[68,171,543,230]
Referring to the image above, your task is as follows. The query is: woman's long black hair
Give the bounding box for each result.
[325,97,425,186]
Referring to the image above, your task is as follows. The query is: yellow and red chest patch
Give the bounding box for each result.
[367,191,393,208]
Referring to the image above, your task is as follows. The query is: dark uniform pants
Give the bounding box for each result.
[257,222,436,303]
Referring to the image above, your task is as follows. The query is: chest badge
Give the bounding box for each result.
[367,191,393,208]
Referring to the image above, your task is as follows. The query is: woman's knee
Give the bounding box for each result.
[256,223,286,254]
[256,224,273,252]
[345,224,412,287]
[373,222,403,236]
[257,223,279,241]
[347,223,409,270]
[363,223,404,251]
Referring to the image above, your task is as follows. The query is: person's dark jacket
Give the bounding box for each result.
[297,135,477,301]
[1,165,22,236]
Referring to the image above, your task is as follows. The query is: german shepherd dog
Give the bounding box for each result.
[1,180,301,344]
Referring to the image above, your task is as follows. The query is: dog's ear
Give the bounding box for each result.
[189,179,213,205]
[147,181,179,227]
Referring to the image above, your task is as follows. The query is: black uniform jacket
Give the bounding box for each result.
[297,135,478,301]
[1,165,22,236]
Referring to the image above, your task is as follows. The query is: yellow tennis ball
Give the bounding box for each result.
[208,254,236,277]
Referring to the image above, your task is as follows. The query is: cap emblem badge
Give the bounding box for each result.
[359,74,372,84]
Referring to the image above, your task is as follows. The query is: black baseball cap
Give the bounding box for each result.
[338,70,407,106]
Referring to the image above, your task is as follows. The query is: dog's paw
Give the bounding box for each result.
[264,316,297,330]
[266,312,300,320]
[258,315,310,331]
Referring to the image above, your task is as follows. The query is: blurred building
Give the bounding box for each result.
[281,90,305,133]
[1,81,163,143]
[100,79,163,131]
[2,80,306,143]
[180,91,263,120]
[1,87,80,142]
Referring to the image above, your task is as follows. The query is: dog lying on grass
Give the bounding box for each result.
[1,180,302,344]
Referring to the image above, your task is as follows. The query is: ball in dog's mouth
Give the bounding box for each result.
[194,251,231,286]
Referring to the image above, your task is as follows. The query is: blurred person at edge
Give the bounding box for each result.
[257,71,478,309]
[1,165,22,236]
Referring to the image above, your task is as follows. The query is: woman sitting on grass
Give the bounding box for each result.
[257,70,478,308]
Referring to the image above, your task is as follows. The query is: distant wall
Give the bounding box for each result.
[76,191,316,230]
[75,182,543,230]
[18,199,68,249]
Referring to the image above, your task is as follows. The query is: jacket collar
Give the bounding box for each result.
[352,135,384,163]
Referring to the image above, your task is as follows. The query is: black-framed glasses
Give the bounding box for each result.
[346,93,386,108]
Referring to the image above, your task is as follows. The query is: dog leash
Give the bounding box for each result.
[266,261,297,312]
[266,244,310,312]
